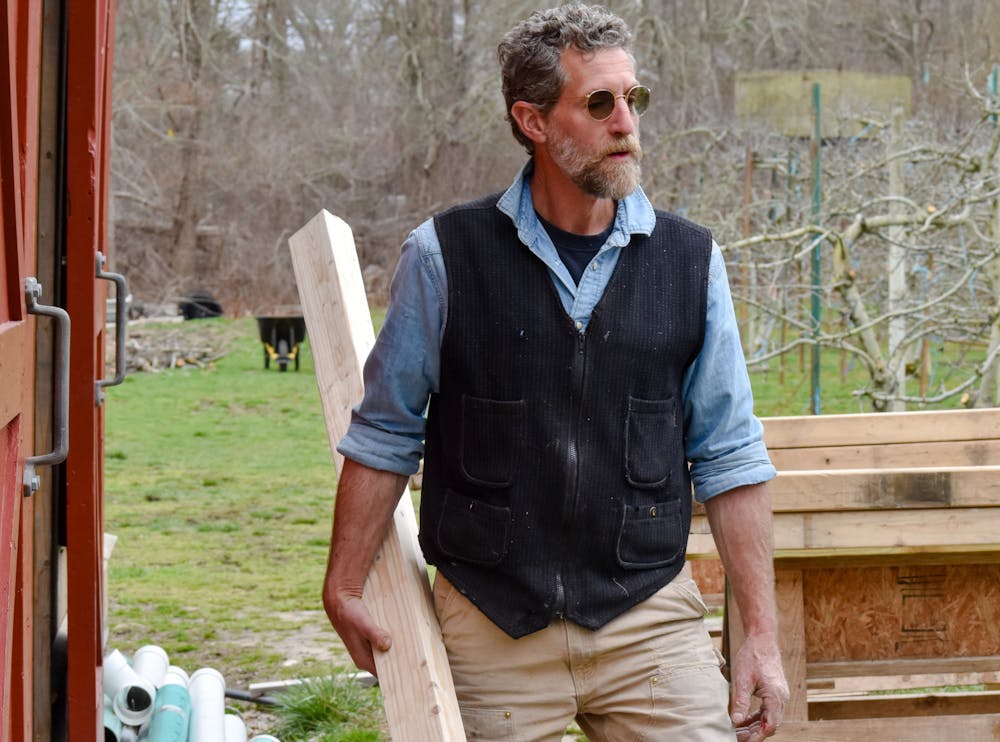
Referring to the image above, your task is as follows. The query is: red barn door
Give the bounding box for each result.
[0,1,42,738]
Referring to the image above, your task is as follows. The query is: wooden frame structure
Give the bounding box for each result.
[689,408,1000,740]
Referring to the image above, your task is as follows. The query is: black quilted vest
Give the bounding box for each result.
[420,193,711,638]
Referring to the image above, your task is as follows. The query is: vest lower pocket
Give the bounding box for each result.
[624,396,676,488]
[437,488,511,566]
[616,498,684,569]
[460,395,526,487]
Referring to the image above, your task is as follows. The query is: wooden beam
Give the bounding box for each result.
[289,211,466,741]
[767,467,1000,511]
[768,439,1000,471]
[809,690,1000,720]
[771,714,1000,741]
[809,656,1000,679]
[691,508,1000,554]
[776,570,808,721]
[762,408,1000,449]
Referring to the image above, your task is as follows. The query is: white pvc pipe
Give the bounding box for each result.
[188,667,226,742]
[104,649,157,727]
[161,665,189,689]
[248,736,281,742]
[103,694,122,742]
[132,645,169,688]
[224,713,248,742]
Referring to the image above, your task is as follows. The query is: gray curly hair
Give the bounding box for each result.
[498,4,634,153]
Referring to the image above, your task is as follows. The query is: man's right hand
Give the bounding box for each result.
[323,585,392,676]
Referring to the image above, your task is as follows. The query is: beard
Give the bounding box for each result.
[547,128,643,200]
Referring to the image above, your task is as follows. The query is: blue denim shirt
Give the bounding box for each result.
[337,164,776,502]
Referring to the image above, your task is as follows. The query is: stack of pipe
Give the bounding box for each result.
[102,645,278,742]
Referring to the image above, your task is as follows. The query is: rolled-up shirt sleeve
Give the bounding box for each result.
[336,219,444,475]
[683,243,776,502]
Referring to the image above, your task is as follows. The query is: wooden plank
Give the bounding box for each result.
[809,690,1000,720]
[812,669,1000,693]
[289,210,466,742]
[768,467,1000,511]
[776,569,808,721]
[691,508,1000,553]
[771,714,1000,741]
[809,656,1000,679]
[769,439,1000,471]
[763,408,1000,449]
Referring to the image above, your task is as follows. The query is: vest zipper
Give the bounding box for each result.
[554,329,588,618]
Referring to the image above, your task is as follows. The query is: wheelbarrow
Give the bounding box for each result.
[255,315,307,371]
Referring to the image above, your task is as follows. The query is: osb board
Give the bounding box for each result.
[804,564,1000,663]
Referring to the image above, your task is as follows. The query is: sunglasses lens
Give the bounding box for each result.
[586,90,616,120]
[628,86,650,116]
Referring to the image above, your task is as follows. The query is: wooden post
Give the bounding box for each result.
[289,211,466,741]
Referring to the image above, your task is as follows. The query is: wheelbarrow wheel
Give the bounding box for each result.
[278,338,289,372]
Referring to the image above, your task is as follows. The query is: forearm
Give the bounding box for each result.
[703,482,777,637]
[324,457,409,599]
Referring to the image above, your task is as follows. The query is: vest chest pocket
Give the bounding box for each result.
[460,395,526,487]
[616,498,684,569]
[624,396,677,488]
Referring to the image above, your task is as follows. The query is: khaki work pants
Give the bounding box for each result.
[433,565,736,742]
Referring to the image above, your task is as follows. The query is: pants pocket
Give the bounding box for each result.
[460,706,517,741]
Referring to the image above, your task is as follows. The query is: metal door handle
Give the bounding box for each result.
[96,252,128,404]
[24,277,70,497]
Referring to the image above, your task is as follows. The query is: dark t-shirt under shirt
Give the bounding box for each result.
[536,211,615,285]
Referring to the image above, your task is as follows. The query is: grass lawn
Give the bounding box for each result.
[104,317,364,736]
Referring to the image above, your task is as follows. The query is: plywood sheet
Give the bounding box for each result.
[803,565,1000,663]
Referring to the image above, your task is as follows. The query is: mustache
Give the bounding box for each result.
[599,135,642,160]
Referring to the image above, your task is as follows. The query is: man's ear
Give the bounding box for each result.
[510,100,548,146]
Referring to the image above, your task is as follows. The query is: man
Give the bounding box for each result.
[322,4,789,741]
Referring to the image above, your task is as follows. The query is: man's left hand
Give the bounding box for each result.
[730,631,789,742]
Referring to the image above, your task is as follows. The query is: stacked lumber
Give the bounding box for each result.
[688,408,1000,740]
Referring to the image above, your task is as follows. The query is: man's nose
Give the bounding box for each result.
[606,97,636,136]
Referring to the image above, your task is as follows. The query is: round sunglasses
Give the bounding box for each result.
[583,85,651,121]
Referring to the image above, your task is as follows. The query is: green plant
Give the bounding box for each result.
[271,674,387,741]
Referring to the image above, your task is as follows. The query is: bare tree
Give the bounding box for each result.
[109,0,1000,410]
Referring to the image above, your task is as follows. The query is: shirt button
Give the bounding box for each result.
[575,321,583,330]
[591,263,599,271]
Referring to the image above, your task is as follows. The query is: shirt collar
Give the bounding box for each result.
[497,160,656,245]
